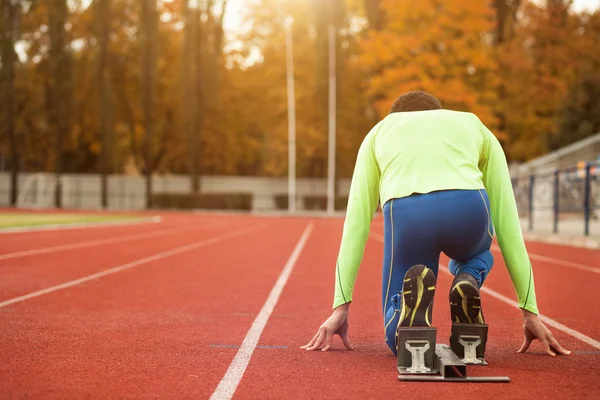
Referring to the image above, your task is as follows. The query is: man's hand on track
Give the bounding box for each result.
[301,304,354,352]
[518,310,571,356]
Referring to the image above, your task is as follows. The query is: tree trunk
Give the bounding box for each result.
[363,0,383,31]
[211,0,227,107]
[1,0,19,206]
[493,0,522,144]
[182,1,227,193]
[192,5,204,192]
[362,0,384,124]
[183,1,200,192]
[140,0,156,208]
[96,0,112,209]
[312,0,343,178]
[49,0,69,208]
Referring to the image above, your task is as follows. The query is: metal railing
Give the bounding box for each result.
[512,161,599,236]
[2,164,598,236]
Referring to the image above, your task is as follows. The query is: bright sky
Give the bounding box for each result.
[534,0,599,13]
[562,0,599,12]
[575,0,599,11]
[14,0,600,63]
[58,0,600,33]
[223,0,600,32]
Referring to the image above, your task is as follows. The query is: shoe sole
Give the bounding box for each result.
[398,265,436,327]
[449,280,483,324]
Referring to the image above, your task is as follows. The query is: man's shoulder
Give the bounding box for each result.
[381,109,480,122]
[377,110,482,136]
[433,109,481,122]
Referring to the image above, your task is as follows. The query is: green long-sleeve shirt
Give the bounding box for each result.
[334,109,538,314]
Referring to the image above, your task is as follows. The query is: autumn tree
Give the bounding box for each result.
[140,0,156,207]
[106,0,156,176]
[181,0,204,192]
[553,68,600,148]
[11,1,53,174]
[494,0,522,45]
[362,0,383,31]
[7,0,600,193]
[95,0,113,208]
[493,0,522,143]
[357,0,500,130]
[181,0,227,192]
[551,9,600,149]
[1,0,19,205]
[498,0,584,159]
[48,0,72,207]
[224,0,368,179]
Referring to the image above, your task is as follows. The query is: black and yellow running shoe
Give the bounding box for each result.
[449,273,485,324]
[397,264,436,327]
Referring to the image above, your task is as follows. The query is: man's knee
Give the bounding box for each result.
[449,250,494,286]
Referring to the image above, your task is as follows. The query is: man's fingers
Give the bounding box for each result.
[549,336,571,356]
[340,333,354,350]
[307,330,326,351]
[321,332,334,352]
[540,338,556,356]
[305,330,324,351]
[310,330,327,351]
[300,331,320,350]
[518,337,532,353]
[302,330,322,350]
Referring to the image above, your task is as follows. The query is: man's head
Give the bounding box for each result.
[389,90,442,113]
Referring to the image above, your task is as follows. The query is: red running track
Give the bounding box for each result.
[0,213,598,399]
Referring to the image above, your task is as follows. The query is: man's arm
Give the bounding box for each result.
[477,118,538,314]
[333,127,382,308]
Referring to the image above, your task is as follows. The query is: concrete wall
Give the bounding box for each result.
[0,173,352,211]
[3,134,596,213]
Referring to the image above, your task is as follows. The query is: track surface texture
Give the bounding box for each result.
[0,212,599,399]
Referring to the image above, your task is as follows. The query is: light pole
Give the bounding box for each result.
[284,17,297,214]
[326,24,337,215]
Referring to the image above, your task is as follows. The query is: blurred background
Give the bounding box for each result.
[0,0,598,235]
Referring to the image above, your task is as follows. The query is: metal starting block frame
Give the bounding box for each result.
[397,326,510,383]
[450,323,489,365]
[396,327,438,375]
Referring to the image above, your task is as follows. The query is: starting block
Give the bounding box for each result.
[450,323,489,365]
[397,325,509,383]
[396,327,438,375]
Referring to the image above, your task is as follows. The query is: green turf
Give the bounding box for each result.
[0,213,143,229]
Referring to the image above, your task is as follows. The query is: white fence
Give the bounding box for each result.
[0,173,352,212]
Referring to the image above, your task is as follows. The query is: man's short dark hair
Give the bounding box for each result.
[389,90,442,113]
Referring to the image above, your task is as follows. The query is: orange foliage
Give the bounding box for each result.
[357,0,500,135]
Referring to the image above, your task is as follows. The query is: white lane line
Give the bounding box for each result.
[437,265,600,350]
[0,224,264,309]
[491,244,600,275]
[369,233,600,350]
[0,215,162,234]
[210,222,314,400]
[0,224,205,261]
